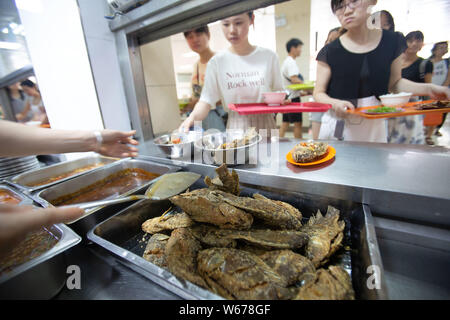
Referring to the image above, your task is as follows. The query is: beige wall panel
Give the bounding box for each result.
[275,0,311,81]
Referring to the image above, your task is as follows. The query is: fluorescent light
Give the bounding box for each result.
[1,28,8,34]
[9,23,18,29]
[0,41,22,50]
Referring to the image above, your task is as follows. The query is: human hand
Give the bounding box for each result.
[179,115,195,133]
[282,99,292,105]
[427,84,450,101]
[0,205,84,260]
[97,130,139,158]
[16,113,24,121]
[333,100,355,118]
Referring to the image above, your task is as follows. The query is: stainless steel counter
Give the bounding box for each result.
[52,138,449,300]
[137,138,450,227]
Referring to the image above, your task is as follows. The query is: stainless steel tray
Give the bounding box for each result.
[194,131,262,166]
[0,183,34,206]
[9,155,119,193]
[33,159,180,235]
[87,179,388,300]
[0,223,81,299]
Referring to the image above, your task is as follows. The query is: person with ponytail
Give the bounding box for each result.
[180,12,285,134]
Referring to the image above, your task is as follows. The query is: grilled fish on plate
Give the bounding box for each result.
[292,142,328,163]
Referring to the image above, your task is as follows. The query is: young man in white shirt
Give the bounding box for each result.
[281,38,304,138]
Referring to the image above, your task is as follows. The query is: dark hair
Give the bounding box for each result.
[331,0,344,13]
[286,38,303,53]
[430,41,448,59]
[405,31,424,42]
[20,79,36,88]
[380,10,395,31]
[248,11,254,19]
[183,25,210,38]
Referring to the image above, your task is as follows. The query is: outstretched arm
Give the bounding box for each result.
[0,120,139,158]
[389,55,450,99]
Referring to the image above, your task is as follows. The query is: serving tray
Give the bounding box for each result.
[228,102,331,115]
[347,100,450,119]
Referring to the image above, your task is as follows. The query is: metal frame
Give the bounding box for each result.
[111,0,290,141]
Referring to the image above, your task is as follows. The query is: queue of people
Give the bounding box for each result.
[7,79,49,126]
[177,1,449,145]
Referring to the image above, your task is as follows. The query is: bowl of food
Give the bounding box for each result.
[195,127,262,165]
[262,92,287,106]
[379,92,412,106]
[153,131,199,159]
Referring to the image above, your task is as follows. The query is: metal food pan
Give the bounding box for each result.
[0,184,34,206]
[0,223,81,299]
[87,178,388,300]
[33,159,180,236]
[9,155,119,193]
[194,132,262,166]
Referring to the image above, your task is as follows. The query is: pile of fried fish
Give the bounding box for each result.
[141,164,355,300]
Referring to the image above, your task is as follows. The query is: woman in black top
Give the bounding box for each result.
[388,31,433,145]
[313,0,450,143]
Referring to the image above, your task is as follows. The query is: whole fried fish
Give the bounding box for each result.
[190,224,308,250]
[301,206,345,267]
[142,233,170,268]
[165,228,208,289]
[197,248,294,300]
[294,266,355,300]
[258,250,316,286]
[213,191,303,230]
[170,189,253,230]
[142,211,193,234]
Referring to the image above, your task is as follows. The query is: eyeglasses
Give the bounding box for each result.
[334,0,362,16]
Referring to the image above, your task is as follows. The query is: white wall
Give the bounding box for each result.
[16,0,103,160]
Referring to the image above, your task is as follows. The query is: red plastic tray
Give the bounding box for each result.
[228,102,331,115]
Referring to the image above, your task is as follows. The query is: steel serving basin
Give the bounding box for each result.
[9,155,118,193]
[87,178,388,300]
[33,159,180,236]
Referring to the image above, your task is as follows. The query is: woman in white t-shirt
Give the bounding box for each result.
[180,12,285,133]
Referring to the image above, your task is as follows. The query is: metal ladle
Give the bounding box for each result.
[63,171,201,210]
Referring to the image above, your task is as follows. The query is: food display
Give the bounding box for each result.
[217,127,258,150]
[0,229,59,276]
[364,106,403,114]
[162,135,181,145]
[0,188,22,205]
[414,100,450,110]
[51,168,159,206]
[140,164,355,300]
[26,163,106,187]
[291,142,329,163]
